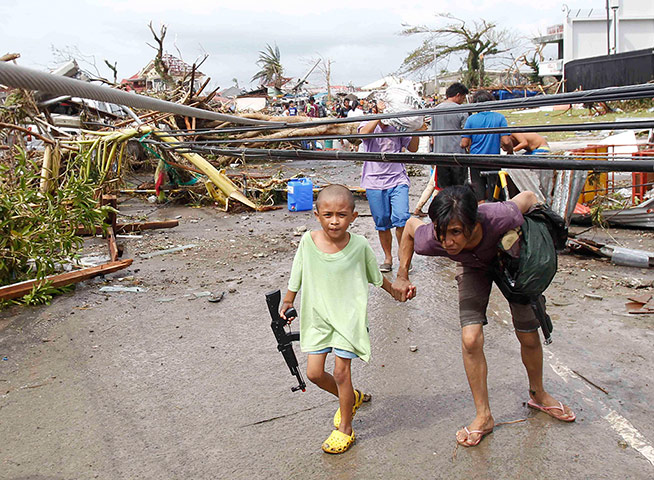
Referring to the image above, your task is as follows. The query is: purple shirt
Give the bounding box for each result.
[413,201,524,268]
[359,122,411,190]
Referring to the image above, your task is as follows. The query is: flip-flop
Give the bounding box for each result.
[322,429,355,454]
[456,426,494,447]
[379,263,392,273]
[334,389,370,428]
[527,399,576,422]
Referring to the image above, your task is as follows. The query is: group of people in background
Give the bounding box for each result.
[278,96,383,119]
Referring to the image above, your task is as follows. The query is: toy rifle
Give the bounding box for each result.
[265,289,306,392]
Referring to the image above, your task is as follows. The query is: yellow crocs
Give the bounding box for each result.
[333,389,370,429]
[322,429,355,454]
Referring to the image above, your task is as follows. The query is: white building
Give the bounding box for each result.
[535,0,654,78]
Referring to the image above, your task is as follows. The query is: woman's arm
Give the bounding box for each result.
[358,119,381,135]
[392,217,422,301]
[511,191,539,213]
[406,121,427,153]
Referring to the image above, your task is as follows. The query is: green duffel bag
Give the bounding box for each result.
[491,215,558,304]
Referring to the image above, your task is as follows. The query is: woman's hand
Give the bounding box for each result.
[392,277,417,302]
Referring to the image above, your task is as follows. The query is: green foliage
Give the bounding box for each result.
[0,148,109,293]
[400,15,511,88]
[252,44,284,89]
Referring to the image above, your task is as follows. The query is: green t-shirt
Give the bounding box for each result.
[288,232,383,362]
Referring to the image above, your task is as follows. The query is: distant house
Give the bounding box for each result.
[121,53,206,92]
[236,87,269,112]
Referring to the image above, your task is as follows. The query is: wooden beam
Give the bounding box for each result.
[0,259,133,301]
[76,220,179,236]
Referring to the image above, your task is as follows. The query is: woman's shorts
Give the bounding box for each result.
[308,347,359,359]
[366,184,410,231]
[455,265,540,332]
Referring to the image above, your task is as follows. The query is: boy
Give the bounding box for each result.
[281,184,393,454]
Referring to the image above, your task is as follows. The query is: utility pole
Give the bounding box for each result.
[611,1,619,54]
[433,44,439,101]
[606,0,611,55]
[326,59,332,102]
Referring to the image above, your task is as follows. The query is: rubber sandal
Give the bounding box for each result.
[527,399,576,422]
[456,426,494,447]
[322,429,355,454]
[333,389,370,429]
[379,263,392,273]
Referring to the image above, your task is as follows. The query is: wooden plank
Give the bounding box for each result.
[0,259,133,301]
[76,220,179,236]
[116,220,179,233]
[107,225,119,262]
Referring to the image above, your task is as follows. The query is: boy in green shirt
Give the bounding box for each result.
[281,184,393,454]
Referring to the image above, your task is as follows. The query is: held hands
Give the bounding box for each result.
[391,277,417,302]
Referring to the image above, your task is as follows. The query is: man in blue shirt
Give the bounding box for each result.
[461,90,513,201]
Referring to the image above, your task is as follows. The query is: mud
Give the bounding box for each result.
[1,159,654,479]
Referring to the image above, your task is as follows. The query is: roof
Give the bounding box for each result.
[137,53,206,80]
[219,86,242,98]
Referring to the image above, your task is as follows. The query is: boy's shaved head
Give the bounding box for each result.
[316,184,355,211]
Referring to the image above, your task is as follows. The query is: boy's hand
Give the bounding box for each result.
[280,301,296,322]
[392,277,416,302]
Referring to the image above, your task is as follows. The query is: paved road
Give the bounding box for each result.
[1,179,654,479]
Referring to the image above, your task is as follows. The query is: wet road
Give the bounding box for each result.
[1,176,654,479]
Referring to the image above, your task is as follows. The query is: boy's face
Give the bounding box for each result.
[314,196,357,242]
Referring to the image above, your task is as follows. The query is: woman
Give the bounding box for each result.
[392,185,575,447]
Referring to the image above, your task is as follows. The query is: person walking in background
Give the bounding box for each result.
[413,82,469,217]
[359,98,424,272]
[461,90,513,201]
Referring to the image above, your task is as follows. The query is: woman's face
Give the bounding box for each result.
[437,219,470,256]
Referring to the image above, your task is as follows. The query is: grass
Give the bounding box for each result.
[504,107,654,142]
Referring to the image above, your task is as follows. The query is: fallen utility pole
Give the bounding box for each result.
[0,259,133,301]
[179,146,654,172]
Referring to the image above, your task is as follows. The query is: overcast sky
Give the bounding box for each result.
[2,0,596,91]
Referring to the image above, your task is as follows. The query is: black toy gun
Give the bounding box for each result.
[530,295,553,345]
[265,289,306,392]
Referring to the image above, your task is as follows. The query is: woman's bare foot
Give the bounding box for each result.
[528,390,575,421]
[456,414,495,447]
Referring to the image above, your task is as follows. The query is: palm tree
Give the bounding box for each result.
[252,43,284,89]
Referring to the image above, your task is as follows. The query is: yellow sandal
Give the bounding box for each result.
[322,429,355,454]
[333,389,370,428]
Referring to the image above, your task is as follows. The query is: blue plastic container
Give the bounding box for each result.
[287,178,313,212]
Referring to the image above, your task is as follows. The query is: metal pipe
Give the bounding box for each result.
[147,119,654,145]
[167,145,654,172]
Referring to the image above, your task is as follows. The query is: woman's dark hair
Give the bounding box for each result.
[427,184,478,241]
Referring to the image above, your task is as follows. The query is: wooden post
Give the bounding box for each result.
[102,195,120,261]
[39,146,53,194]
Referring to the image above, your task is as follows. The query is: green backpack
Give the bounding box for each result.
[490,204,567,344]
[491,216,558,303]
